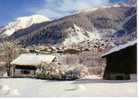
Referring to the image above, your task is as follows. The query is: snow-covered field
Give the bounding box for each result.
[0,78,137,97]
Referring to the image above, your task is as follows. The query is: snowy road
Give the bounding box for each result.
[0,78,137,97]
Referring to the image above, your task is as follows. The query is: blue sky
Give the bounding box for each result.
[0,0,128,26]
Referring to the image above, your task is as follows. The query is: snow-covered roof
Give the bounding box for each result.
[101,40,137,57]
[11,53,56,66]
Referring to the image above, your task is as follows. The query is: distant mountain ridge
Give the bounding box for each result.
[0,3,137,47]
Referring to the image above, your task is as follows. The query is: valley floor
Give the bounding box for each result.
[0,78,137,97]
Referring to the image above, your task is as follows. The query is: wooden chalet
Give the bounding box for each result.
[11,53,56,77]
[101,40,137,80]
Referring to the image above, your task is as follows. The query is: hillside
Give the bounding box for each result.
[0,3,137,48]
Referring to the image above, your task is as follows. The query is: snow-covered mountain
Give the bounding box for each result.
[0,15,50,37]
[0,3,137,47]
[14,4,130,46]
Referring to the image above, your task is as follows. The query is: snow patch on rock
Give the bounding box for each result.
[63,24,100,45]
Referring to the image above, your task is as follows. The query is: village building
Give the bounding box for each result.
[11,53,56,77]
[101,40,137,80]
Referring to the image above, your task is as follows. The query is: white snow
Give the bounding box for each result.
[11,53,56,66]
[63,24,100,45]
[0,85,11,96]
[0,15,50,36]
[77,7,99,13]
[7,89,20,96]
[0,78,137,97]
[76,3,129,14]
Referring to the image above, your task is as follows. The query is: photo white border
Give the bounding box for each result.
[0,0,139,100]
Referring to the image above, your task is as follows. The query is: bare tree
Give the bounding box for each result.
[1,41,22,76]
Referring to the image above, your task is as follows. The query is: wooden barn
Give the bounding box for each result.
[101,40,137,80]
[11,53,56,77]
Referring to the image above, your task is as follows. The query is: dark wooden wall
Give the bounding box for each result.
[103,44,137,80]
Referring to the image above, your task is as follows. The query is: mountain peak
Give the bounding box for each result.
[16,15,50,22]
[0,15,50,37]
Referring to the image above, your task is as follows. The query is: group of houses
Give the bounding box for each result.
[1,40,137,80]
